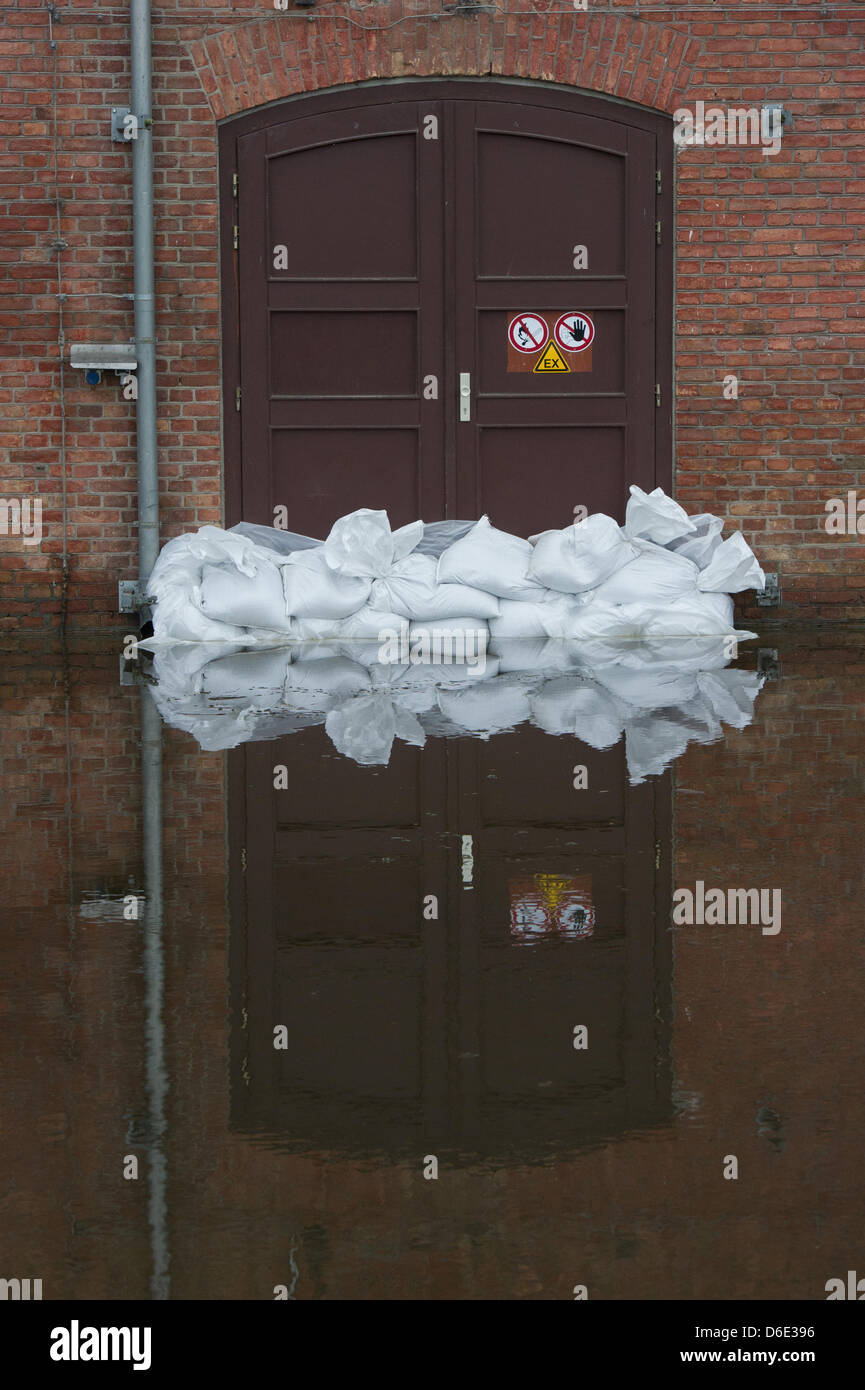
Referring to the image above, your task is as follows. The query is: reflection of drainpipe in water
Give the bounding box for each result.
[141,687,168,1298]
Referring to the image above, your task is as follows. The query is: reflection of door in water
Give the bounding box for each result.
[222,82,672,536]
[229,728,672,1159]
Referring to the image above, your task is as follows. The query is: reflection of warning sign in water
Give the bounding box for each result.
[533,340,570,373]
[508,313,547,353]
[554,312,595,353]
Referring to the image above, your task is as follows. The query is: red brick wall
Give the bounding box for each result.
[2,3,864,628]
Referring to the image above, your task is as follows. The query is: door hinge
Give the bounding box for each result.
[655,840,661,870]
[235,386,242,412]
[233,224,239,250]
[655,219,662,245]
[655,384,661,407]
[241,847,247,873]
[656,168,662,195]
[232,171,238,198]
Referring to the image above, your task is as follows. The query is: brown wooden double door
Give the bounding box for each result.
[222,81,673,538]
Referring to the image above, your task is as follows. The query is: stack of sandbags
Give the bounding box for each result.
[140,488,765,648]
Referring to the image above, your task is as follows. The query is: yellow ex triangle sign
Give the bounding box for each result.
[533,339,570,373]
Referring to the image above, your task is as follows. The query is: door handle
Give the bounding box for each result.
[459,372,471,422]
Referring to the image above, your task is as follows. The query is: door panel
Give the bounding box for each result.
[454,102,657,531]
[226,83,671,538]
[238,101,445,538]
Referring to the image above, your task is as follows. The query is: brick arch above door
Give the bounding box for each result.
[186,11,703,120]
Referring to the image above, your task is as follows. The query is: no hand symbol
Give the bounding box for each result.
[554,312,595,353]
[508,313,547,353]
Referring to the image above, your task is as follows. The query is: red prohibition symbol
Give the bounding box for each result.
[554,313,595,353]
[508,313,548,353]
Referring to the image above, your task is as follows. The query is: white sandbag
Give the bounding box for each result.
[565,600,652,642]
[228,520,321,557]
[696,531,766,594]
[414,519,476,559]
[368,551,499,620]
[293,605,409,648]
[489,594,578,641]
[529,514,638,594]
[197,560,293,634]
[282,547,371,619]
[666,513,724,568]
[624,484,697,545]
[530,678,627,749]
[143,528,263,644]
[489,598,549,640]
[642,592,737,637]
[589,543,700,607]
[323,507,423,578]
[436,515,547,601]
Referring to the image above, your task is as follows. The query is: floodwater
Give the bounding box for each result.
[2,632,863,1300]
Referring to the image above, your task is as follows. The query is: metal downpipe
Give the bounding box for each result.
[130,0,158,596]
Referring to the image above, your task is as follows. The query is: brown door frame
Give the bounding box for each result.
[218,78,674,529]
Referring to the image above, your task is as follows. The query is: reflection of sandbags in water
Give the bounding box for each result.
[367,651,502,689]
[697,669,764,729]
[197,647,294,703]
[626,714,695,783]
[325,692,426,765]
[436,674,537,736]
[592,661,699,712]
[283,656,371,713]
[149,641,248,698]
[530,677,628,749]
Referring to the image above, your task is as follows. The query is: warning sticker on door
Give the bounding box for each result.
[554,312,595,353]
[508,314,547,354]
[507,312,593,373]
[533,340,570,373]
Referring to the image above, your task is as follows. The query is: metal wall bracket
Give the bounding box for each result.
[757,649,781,682]
[118,579,142,613]
[755,573,781,607]
[71,343,137,371]
[111,106,133,142]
